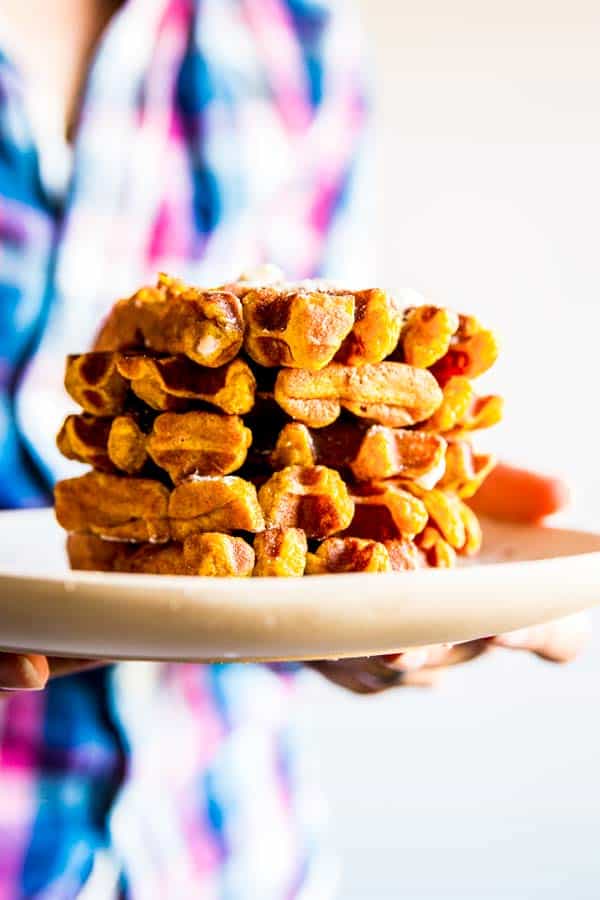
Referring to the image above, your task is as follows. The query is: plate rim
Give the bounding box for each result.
[1,506,600,663]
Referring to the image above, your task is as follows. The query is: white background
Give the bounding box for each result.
[300,3,600,897]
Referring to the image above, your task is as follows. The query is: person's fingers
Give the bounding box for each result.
[468,463,569,523]
[0,655,108,697]
[309,658,407,694]
[381,647,439,671]
[0,653,49,694]
[47,658,107,679]
[312,637,494,694]
[492,613,590,663]
[440,640,493,667]
[384,639,491,672]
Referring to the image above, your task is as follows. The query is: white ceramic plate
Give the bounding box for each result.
[1,508,599,662]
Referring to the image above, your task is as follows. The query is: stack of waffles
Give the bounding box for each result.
[54,270,502,577]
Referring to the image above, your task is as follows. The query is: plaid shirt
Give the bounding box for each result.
[0,0,369,896]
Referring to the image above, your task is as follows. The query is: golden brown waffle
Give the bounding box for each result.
[57,414,113,471]
[115,354,255,414]
[393,306,498,385]
[306,537,392,573]
[66,532,125,572]
[423,375,503,435]
[430,313,499,385]
[253,528,307,577]
[437,441,496,499]
[334,289,403,365]
[94,274,244,368]
[65,353,128,416]
[270,421,446,485]
[385,538,425,571]
[55,270,503,578]
[67,532,255,576]
[398,305,460,369]
[348,482,428,541]
[57,410,252,482]
[56,471,264,541]
[183,533,255,576]
[68,531,422,577]
[65,351,256,416]
[258,465,354,538]
[415,526,456,568]
[242,286,355,369]
[242,285,404,370]
[55,472,170,542]
[168,476,264,539]
[146,412,252,482]
[274,362,442,428]
[107,415,148,473]
[118,542,190,575]
[58,413,149,475]
[306,536,421,574]
[403,484,482,555]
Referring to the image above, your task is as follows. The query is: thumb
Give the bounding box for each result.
[492,613,589,663]
[469,463,569,523]
[0,654,49,694]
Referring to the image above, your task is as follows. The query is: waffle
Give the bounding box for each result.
[107,415,149,474]
[57,410,252,482]
[415,526,456,568]
[403,483,482,555]
[64,352,128,417]
[65,352,256,416]
[348,482,428,541]
[146,412,252,482]
[55,471,170,542]
[55,471,264,542]
[253,528,308,577]
[242,286,355,369]
[269,421,446,486]
[430,313,499,385]
[397,305,460,369]
[437,440,496,499]
[306,537,422,574]
[115,354,255,414]
[57,414,114,471]
[422,375,503,435]
[55,270,502,578]
[168,476,264,539]
[242,285,404,369]
[94,274,245,368]
[274,362,442,428]
[257,465,354,538]
[67,532,255,577]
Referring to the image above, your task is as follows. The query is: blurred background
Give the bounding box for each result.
[298,3,600,897]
